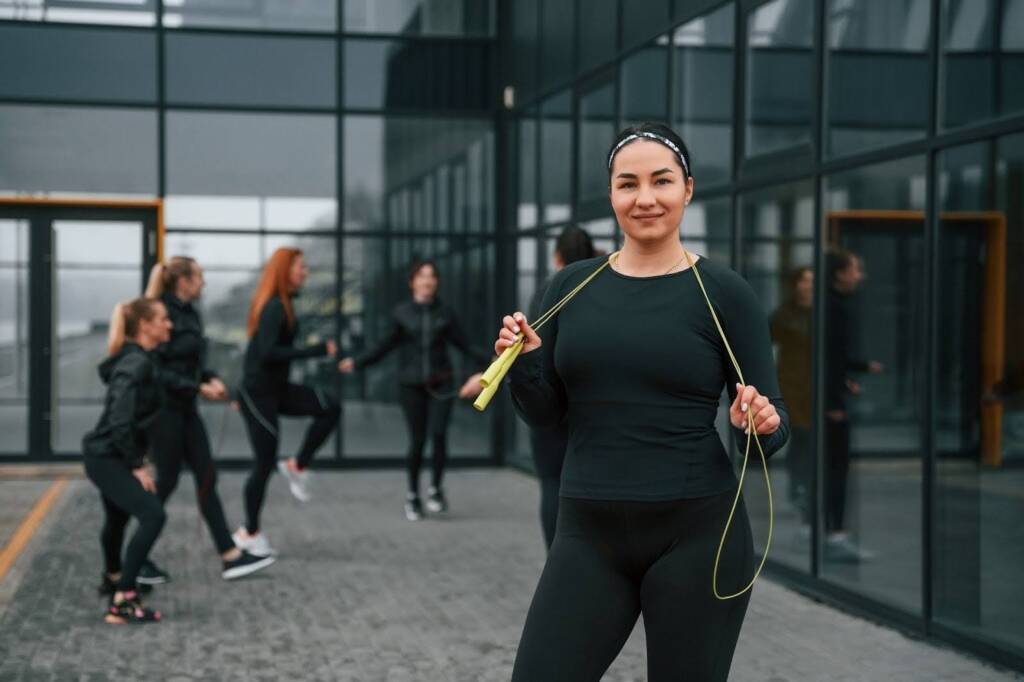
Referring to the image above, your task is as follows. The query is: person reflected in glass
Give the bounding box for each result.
[771,266,813,534]
[824,249,884,563]
[338,260,490,521]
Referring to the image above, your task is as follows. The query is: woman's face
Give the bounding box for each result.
[182,264,205,301]
[410,264,439,300]
[795,269,813,307]
[141,302,173,345]
[288,255,309,291]
[609,141,693,246]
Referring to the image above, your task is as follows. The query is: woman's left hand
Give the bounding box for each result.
[730,383,780,435]
[458,373,484,399]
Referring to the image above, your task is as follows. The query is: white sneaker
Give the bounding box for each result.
[278,459,311,502]
[232,528,276,558]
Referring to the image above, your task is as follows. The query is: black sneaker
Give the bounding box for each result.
[405,495,424,521]
[222,550,276,581]
[425,487,448,514]
[137,559,170,586]
[97,574,151,596]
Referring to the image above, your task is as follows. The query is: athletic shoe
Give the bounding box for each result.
[425,487,448,514]
[222,551,275,581]
[405,496,424,521]
[104,591,160,624]
[278,459,311,502]
[136,559,170,585]
[824,534,876,563]
[232,528,276,557]
[97,574,151,596]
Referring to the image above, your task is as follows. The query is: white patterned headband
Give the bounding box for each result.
[607,132,690,178]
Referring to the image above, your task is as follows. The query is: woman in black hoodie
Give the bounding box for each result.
[83,297,171,623]
[338,260,488,521]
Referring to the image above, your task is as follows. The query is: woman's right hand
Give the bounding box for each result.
[494,312,542,355]
[338,357,355,374]
[133,467,156,494]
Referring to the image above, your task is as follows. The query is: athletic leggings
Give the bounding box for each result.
[398,384,454,495]
[239,383,340,533]
[529,425,567,550]
[84,456,167,592]
[825,417,851,533]
[511,489,754,682]
[149,406,234,554]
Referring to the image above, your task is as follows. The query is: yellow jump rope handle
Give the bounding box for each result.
[473,339,523,411]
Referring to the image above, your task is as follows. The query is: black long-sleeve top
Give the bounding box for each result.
[354,299,491,387]
[824,287,871,411]
[243,295,328,394]
[155,292,218,410]
[82,343,164,468]
[510,256,790,501]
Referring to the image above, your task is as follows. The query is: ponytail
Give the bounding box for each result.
[107,303,127,357]
[145,263,166,299]
[106,298,162,356]
[145,256,197,300]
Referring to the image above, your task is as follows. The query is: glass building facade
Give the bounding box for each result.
[0,0,1023,671]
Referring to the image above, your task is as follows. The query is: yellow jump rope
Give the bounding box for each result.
[473,250,773,600]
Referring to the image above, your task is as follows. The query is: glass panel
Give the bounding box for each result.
[343,39,490,111]
[0,105,157,197]
[620,39,669,126]
[674,2,734,187]
[827,0,931,157]
[683,195,731,264]
[576,74,616,219]
[511,235,540,470]
[541,0,574,89]
[343,116,493,233]
[340,237,493,458]
[510,0,540,99]
[0,0,156,26]
[746,0,815,157]
[739,180,815,573]
[940,0,1024,129]
[0,25,156,103]
[933,134,1024,655]
[165,33,335,108]
[578,0,616,74]
[165,232,338,460]
[164,0,335,32]
[821,155,927,613]
[540,92,573,225]
[622,0,670,50]
[0,220,29,454]
[165,111,336,232]
[52,221,142,454]
[343,0,492,36]
[518,111,538,229]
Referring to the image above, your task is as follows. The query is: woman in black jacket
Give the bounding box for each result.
[235,248,339,558]
[339,260,488,521]
[83,298,171,623]
[139,257,274,583]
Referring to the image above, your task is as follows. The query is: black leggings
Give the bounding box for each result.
[149,406,234,554]
[530,425,567,550]
[825,417,851,533]
[239,383,340,533]
[84,456,167,592]
[512,490,754,682]
[398,384,454,495]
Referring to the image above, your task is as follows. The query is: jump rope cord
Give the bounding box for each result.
[477,250,773,600]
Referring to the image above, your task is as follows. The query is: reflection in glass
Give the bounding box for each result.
[674,3,734,187]
[341,237,493,457]
[827,0,931,156]
[933,134,1024,654]
[746,0,815,156]
[621,0,670,49]
[165,232,338,459]
[620,39,669,126]
[53,221,143,453]
[541,0,574,89]
[343,0,492,36]
[518,111,538,229]
[510,0,540,98]
[344,116,493,232]
[540,92,572,225]
[576,75,616,219]
[0,0,155,25]
[821,156,926,612]
[0,220,28,452]
[739,180,815,573]
[164,0,334,31]
[682,196,731,264]
[578,0,617,73]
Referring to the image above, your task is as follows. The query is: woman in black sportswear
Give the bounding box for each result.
[494,123,790,680]
[527,226,596,550]
[235,248,339,557]
[339,260,488,521]
[139,257,275,583]
[83,298,171,623]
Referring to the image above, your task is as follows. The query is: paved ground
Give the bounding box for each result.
[0,469,1019,681]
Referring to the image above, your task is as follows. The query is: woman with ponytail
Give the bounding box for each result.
[83,298,171,623]
[139,258,275,584]
[234,248,339,557]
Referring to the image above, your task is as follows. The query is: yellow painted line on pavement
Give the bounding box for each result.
[0,479,68,583]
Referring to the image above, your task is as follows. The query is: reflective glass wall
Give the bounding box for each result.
[503,0,1024,670]
[0,0,497,462]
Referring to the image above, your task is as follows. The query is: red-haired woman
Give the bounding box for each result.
[233,248,339,557]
